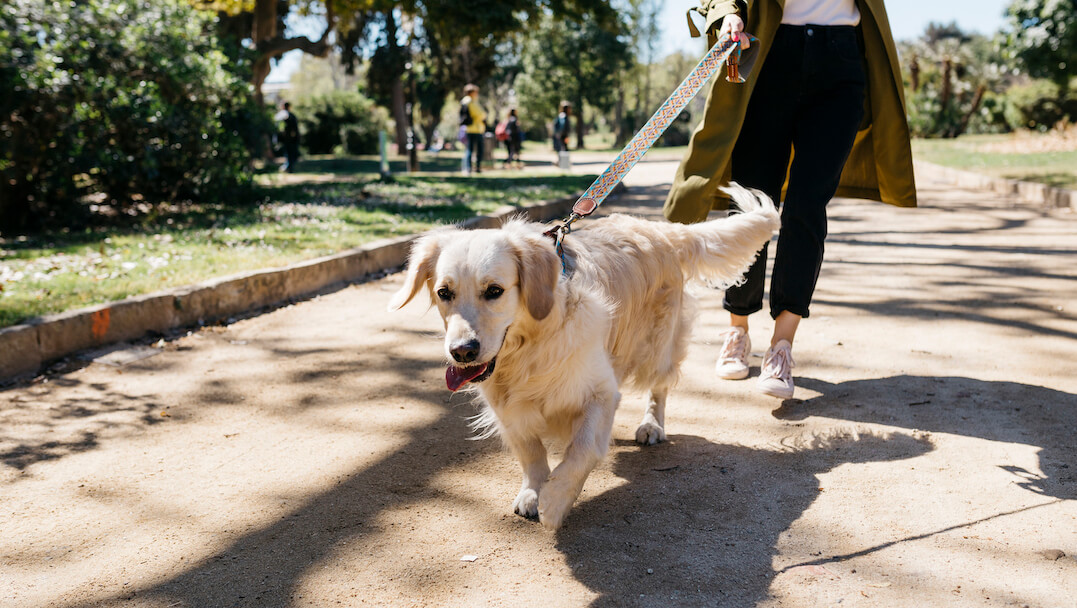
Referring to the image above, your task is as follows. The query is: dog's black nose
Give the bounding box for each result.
[450,339,480,364]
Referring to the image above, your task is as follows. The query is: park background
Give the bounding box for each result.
[2,0,1076,330]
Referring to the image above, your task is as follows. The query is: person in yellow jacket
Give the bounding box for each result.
[461,83,488,174]
[666,0,915,400]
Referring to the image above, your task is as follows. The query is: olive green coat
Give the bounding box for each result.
[664,0,917,224]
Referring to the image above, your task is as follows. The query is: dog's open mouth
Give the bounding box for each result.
[446,357,496,392]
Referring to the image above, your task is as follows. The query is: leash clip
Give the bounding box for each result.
[543,213,582,275]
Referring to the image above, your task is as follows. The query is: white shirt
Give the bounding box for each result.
[781,0,861,26]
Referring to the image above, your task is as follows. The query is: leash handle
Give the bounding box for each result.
[567,32,755,220]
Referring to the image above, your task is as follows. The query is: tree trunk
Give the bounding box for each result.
[248,0,335,106]
[940,58,953,110]
[250,0,277,107]
[382,12,410,151]
[957,83,986,137]
[572,59,585,149]
[614,85,628,148]
[575,97,586,149]
[391,80,409,151]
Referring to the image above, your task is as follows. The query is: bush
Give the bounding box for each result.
[291,91,389,155]
[1003,79,1077,131]
[0,0,267,231]
[963,92,1011,135]
[905,88,963,138]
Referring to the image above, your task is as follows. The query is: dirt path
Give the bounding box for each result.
[2,160,1076,608]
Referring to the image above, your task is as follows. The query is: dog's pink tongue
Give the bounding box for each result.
[446,364,487,392]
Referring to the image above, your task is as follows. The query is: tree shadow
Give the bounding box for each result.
[0,386,167,476]
[0,324,443,482]
[775,376,1077,501]
[556,430,933,607]
[71,402,480,608]
[43,338,494,607]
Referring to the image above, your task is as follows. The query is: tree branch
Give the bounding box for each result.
[257,3,337,59]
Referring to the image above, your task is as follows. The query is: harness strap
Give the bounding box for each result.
[544,32,756,273]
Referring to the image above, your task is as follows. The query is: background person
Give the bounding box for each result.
[505,108,523,168]
[460,83,488,174]
[552,102,571,153]
[664,0,916,400]
[276,101,300,173]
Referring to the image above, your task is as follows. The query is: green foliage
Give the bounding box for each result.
[1002,0,1077,96]
[513,12,629,148]
[899,23,1006,138]
[329,1,617,149]
[1002,78,1077,130]
[967,92,1011,135]
[906,88,963,138]
[0,0,268,231]
[291,90,389,155]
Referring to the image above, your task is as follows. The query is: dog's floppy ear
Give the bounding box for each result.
[514,234,561,321]
[388,234,441,311]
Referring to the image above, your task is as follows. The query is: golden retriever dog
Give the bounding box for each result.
[388,185,779,529]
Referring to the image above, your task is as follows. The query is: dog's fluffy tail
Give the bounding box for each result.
[670,184,781,287]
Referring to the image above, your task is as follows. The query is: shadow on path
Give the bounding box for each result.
[39,326,496,608]
[556,431,933,607]
[69,391,487,608]
[777,376,1077,501]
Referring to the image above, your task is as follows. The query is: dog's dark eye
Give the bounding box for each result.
[436,286,454,301]
[484,285,504,300]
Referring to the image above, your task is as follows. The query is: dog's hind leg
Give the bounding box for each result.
[506,434,550,520]
[635,386,668,445]
[538,391,619,529]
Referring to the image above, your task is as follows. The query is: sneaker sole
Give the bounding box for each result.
[717,367,750,380]
[758,383,794,399]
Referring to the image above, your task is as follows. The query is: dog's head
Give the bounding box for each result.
[388,221,561,391]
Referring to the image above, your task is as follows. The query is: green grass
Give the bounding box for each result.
[0,155,595,328]
[912,134,1077,190]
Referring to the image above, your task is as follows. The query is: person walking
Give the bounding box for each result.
[504,108,523,169]
[277,101,300,173]
[552,102,572,170]
[460,84,488,175]
[552,102,571,153]
[664,0,916,399]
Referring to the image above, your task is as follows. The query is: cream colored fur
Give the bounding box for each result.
[388,185,780,529]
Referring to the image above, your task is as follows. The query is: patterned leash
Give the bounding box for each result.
[544,32,755,273]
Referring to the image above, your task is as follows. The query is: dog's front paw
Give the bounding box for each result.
[513,488,540,519]
[537,479,576,530]
[635,419,666,445]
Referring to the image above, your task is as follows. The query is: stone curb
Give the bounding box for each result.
[0,192,592,383]
[914,160,1076,211]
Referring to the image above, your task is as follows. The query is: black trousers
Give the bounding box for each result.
[466,132,484,172]
[724,24,866,319]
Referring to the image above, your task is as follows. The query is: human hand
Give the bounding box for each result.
[719,14,751,50]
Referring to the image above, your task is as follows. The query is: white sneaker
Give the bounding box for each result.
[715,327,751,380]
[758,339,795,399]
